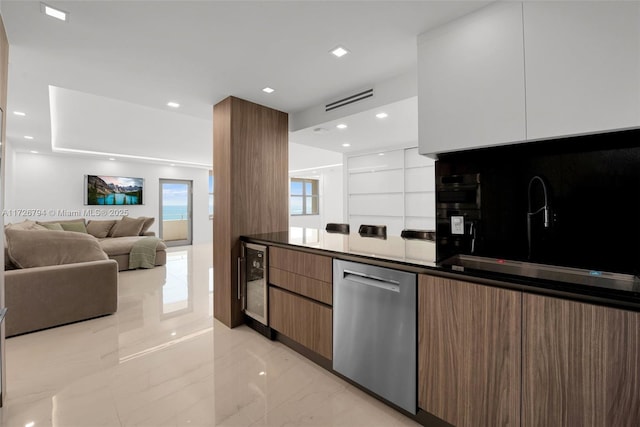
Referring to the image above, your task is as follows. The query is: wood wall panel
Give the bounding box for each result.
[269,247,332,283]
[418,275,521,427]
[269,287,332,360]
[213,97,288,328]
[522,294,640,427]
[269,267,332,305]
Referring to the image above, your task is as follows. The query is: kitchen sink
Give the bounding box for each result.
[440,254,640,292]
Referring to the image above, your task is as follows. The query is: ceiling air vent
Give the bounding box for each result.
[325,88,374,112]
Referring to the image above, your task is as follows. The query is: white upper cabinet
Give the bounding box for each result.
[418,2,526,157]
[523,2,640,140]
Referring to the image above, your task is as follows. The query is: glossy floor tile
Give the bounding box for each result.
[0,244,420,427]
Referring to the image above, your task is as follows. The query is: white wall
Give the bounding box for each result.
[288,142,344,231]
[4,148,212,244]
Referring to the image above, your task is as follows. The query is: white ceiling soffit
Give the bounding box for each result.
[2,1,492,163]
[49,86,212,167]
[289,96,418,155]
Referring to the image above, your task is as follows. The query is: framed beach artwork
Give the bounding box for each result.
[85,175,144,205]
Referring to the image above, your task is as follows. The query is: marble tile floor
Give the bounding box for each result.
[0,244,420,427]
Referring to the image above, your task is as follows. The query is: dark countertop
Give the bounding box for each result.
[243,228,640,312]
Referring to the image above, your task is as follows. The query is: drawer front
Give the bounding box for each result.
[269,247,332,283]
[269,287,332,360]
[270,266,332,305]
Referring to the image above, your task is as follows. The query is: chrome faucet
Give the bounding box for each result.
[527,175,551,260]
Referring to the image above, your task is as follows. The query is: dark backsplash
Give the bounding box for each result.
[435,128,640,275]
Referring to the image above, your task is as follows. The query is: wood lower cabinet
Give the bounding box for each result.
[269,287,332,360]
[418,274,521,426]
[268,247,333,360]
[522,294,640,426]
[269,247,332,305]
[270,246,332,283]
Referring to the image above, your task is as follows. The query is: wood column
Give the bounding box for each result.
[213,96,288,328]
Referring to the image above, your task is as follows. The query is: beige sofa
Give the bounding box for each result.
[5,259,119,337]
[4,227,119,337]
[34,216,167,271]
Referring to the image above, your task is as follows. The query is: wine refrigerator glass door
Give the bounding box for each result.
[244,243,268,325]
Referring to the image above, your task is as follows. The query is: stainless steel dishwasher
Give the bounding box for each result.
[333,259,417,414]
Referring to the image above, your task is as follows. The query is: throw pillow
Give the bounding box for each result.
[86,220,116,239]
[140,217,155,235]
[5,219,47,231]
[5,228,108,269]
[60,221,88,233]
[40,222,64,231]
[110,216,145,237]
[37,218,86,233]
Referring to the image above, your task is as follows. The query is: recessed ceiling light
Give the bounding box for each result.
[108,157,115,161]
[378,153,385,156]
[331,46,349,58]
[41,3,68,21]
[376,112,388,119]
[342,143,351,147]
[336,124,347,129]
[262,87,275,94]
[13,111,26,116]
[167,102,180,108]
[25,422,35,427]
[30,150,38,154]
[170,163,176,167]
[24,135,34,140]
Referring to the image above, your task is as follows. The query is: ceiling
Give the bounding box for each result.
[289,96,418,155]
[1,0,490,166]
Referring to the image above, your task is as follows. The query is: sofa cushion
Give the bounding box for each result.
[60,222,88,233]
[86,220,116,238]
[110,216,145,237]
[5,219,47,231]
[3,221,47,270]
[40,222,64,231]
[99,236,167,257]
[140,217,155,235]
[37,218,86,226]
[6,229,108,269]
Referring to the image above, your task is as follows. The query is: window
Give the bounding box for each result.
[290,178,319,215]
[208,170,214,219]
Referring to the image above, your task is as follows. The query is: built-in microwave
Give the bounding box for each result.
[436,173,481,210]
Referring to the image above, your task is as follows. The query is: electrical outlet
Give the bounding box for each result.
[451,215,464,235]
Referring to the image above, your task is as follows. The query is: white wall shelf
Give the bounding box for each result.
[347,147,435,236]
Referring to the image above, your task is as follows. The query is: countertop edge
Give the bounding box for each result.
[242,235,640,312]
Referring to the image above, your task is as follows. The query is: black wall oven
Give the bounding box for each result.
[436,173,481,261]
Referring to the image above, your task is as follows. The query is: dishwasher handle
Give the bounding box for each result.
[343,270,400,292]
